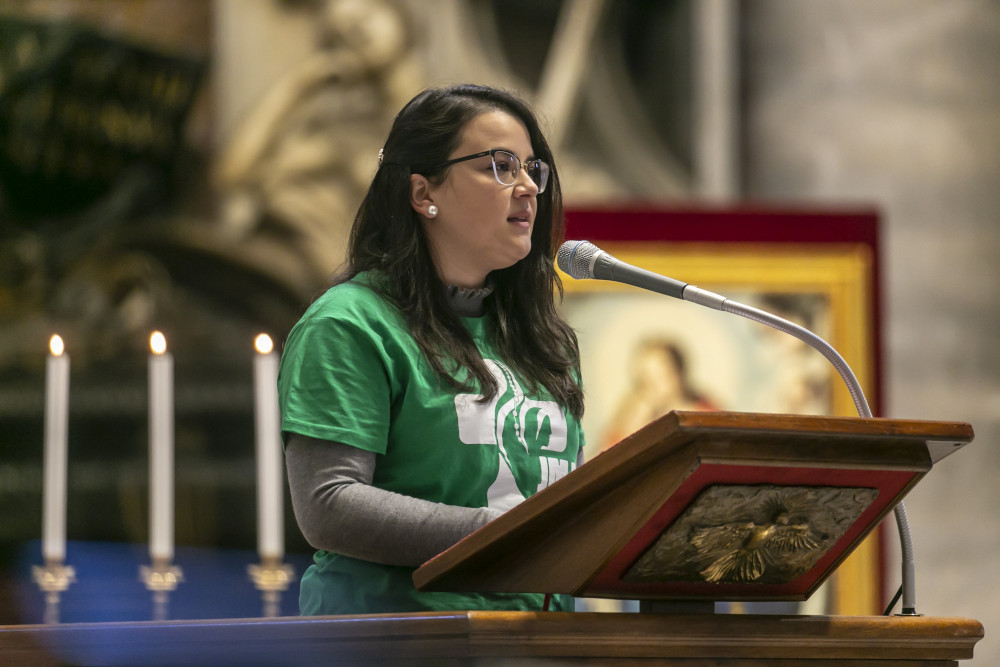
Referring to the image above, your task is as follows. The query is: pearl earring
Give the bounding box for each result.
[427,205,438,218]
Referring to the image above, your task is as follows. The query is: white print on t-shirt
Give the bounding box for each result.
[454,360,572,511]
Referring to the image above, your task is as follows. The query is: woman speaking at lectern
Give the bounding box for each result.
[277,84,586,615]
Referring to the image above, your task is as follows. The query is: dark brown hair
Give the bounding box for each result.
[333,84,583,419]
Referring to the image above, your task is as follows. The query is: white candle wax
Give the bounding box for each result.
[42,335,70,563]
[148,332,174,563]
[254,334,284,560]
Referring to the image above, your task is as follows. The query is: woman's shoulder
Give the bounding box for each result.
[299,272,399,325]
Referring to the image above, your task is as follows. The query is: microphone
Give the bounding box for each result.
[558,240,687,300]
[557,239,920,615]
[557,239,726,310]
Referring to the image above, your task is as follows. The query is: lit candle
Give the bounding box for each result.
[148,331,174,563]
[253,334,283,561]
[42,335,70,564]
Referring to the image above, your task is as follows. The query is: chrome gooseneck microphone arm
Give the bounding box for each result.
[558,239,917,615]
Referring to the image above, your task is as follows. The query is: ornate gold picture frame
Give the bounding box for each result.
[559,207,882,615]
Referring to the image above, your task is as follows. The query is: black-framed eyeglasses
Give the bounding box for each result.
[425,148,550,193]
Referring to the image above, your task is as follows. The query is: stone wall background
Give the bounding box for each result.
[742,2,999,663]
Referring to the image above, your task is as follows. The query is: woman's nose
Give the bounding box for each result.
[514,167,539,195]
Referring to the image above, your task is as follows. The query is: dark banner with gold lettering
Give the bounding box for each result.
[0,16,205,222]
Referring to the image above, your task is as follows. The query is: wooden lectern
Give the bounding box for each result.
[403,411,982,665]
[414,411,973,603]
[0,412,983,665]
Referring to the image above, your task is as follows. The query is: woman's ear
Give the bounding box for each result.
[409,174,435,218]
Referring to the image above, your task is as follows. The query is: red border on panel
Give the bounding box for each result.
[584,463,914,600]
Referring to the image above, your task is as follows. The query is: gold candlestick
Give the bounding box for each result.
[140,559,183,621]
[32,561,76,624]
[247,557,294,617]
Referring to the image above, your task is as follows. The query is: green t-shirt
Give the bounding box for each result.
[278,272,585,614]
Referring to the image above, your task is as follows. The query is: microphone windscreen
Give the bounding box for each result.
[557,240,597,279]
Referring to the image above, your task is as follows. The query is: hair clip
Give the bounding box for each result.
[377,148,384,165]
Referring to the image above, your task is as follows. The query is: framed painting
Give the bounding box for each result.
[560,206,883,615]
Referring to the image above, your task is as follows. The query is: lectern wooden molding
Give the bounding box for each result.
[0,611,985,665]
[414,411,973,603]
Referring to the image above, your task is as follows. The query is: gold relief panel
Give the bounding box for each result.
[623,484,879,586]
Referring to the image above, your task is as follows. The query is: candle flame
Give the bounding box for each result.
[150,331,168,355]
[49,335,65,356]
[254,333,274,355]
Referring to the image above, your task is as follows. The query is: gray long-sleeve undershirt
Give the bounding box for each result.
[284,286,586,568]
[285,433,503,567]
[284,284,505,568]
